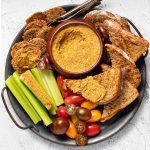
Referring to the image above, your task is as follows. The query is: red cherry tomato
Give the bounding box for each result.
[64,94,86,105]
[57,75,72,98]
[85,123,101,137]
[57,106,69,119]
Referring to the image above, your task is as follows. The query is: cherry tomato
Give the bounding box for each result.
[65,104,76,116]
[75,120,87,134]
[57,75,72,98]
[71,114,78,124]
[56,106,69,119]
[81,101,98,110]
[85,123,101,137]
[87,110,101,122]
[50,117,69,135]
[76,107,91,121]
[75,134,88,146]
[64,94,85,105]
[66,120,77,139]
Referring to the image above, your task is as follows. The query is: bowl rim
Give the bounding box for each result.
[47,18,103,77]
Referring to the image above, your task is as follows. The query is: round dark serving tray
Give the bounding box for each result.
[2,4,147,146]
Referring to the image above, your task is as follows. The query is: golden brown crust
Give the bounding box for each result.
[44,7,66,22]
[101,64,126,91]
[66,77,106,103]
[66,67,122,104]
[94,67,122,104]
[106,44,141,88]
[100,80,139,122]
[114,14,130,31]
[25,19,47,31]
[11,41,30,57]
[11,42,41,73]
[36,26,53,41]
[26,12,46,23]
[23,27,40,41]
[84,10,130,31]
[101,20,149,61]
[29,38,47,54]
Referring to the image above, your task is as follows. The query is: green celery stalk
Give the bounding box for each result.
[40,70,64,106]
[31,68,46,91]
[5,76,41,124]
[13,72,52,126]
[49,107,56,115]
[31,68,57,115]
[39,71,54,99]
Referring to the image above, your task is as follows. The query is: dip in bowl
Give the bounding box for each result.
[47,19,103,78]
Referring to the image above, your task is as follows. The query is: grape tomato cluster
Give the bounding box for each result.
[50,75,102,146]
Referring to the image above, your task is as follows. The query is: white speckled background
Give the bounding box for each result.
[1,0,150,150]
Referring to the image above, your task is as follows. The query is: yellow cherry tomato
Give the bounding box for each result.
[81,101,98,110]
[87,110,101,122]
[66,120,77,139]
[71,114,78,124]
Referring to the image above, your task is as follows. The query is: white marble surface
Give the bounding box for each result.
[1,0,150,150]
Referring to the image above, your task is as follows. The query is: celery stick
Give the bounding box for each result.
[49,107,56,115]
[31,69,57,114]
[5,76,41,124]
[39,71,54,99]
[31,68,46,91]
[41,70,64,106]
[13,72,52,126]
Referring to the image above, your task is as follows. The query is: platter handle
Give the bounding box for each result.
[1,87,39,132]
[125,18,149,58]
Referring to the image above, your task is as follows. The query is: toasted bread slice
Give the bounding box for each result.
[84,10,130,31]
[101,20,149,61]
[25,19,47,31]
[94,67,122,104]
[26,12,46,24]
[23,27,40,41]
[66,67,122,104]
[101,64,126,90]
[106,44,141,88]
[36,26,53,41]
[29,38,47,54]
[100,80,139,122]
[44,7,66,22]
[66,77,106,103]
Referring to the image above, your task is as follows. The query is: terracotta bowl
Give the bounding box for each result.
[47,19,103,78]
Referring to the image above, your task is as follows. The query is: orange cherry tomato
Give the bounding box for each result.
[71,114,78,124]
[66,120,77,139]
[87,110,101,122]
[81,101,98,110]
